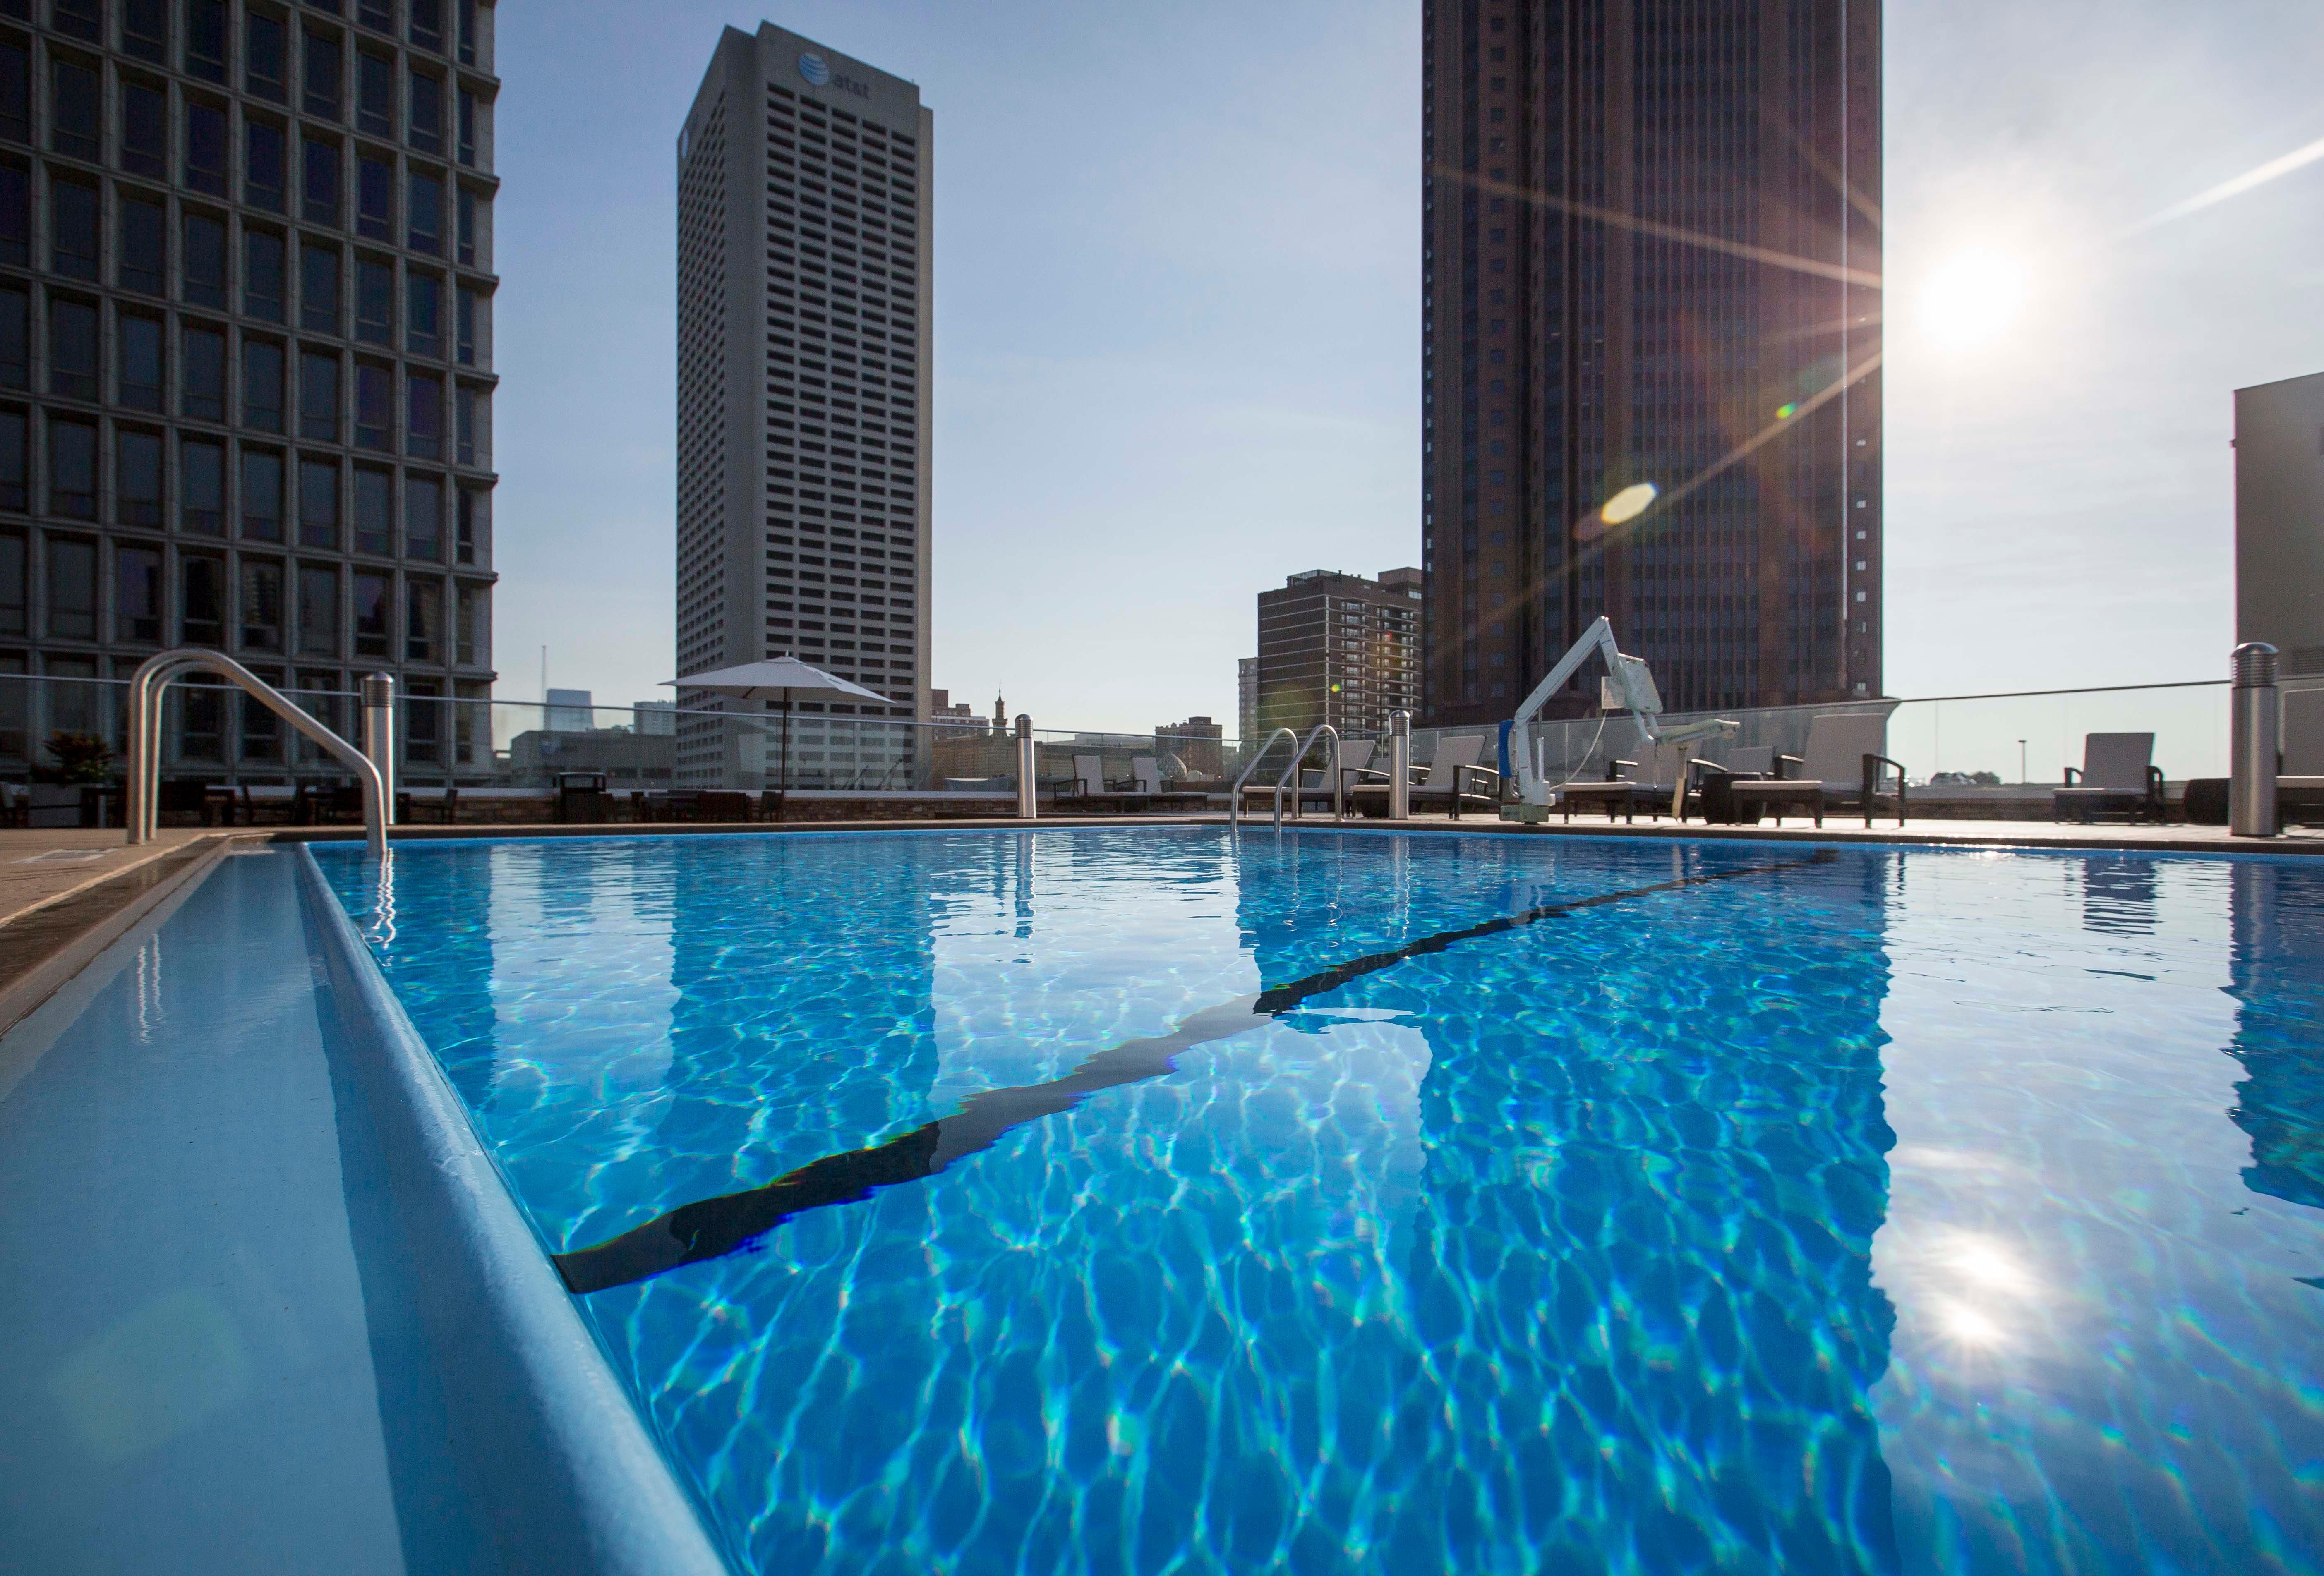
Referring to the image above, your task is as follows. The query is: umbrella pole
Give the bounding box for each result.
[778,694,791,824]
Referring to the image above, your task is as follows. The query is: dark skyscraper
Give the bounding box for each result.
[1420,0,1881,726]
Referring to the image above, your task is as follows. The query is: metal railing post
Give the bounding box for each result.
[1389,711,1411,821]
[363,673,397,825]
[1016,714,1037,820]
[2231,642,2279,838]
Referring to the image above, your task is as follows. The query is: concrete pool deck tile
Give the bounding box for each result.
[0,852,408,1574]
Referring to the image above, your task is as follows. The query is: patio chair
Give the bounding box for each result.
[1697,745,1775,825]
[1348,734,1497,819]
[1555,754,1646,821]
[2053,733,2164,824]
[1727,713,1906,827]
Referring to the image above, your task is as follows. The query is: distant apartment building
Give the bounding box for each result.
[633,697,674,735]
[928,685,978,732]
[674,23,930,787]
[1155,713,1221,776]
[2235,370,2324,678]
[0,0,502,779]
[543,685,590,731]
[1237,655,1256,745]
[1254,568,1422,739]
[1421,0,1881,723]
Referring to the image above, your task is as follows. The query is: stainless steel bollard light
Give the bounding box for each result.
[1389,711,1411,821]
[362,672,398,824]
[2230,642,2279,838]
[1016,715,1037,820]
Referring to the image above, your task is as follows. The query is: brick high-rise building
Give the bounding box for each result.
[1254,567,1422,740]
[675,24,929,788]
[0,0,501,780]
[1421,0,1881,724]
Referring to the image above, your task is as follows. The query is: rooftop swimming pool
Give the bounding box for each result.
[315,827,2324,1574]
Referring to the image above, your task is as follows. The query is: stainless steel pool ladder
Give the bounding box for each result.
[1228,728,1298,827]
[125,651,392,859]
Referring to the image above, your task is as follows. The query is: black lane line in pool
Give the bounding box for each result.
[552,850,1836,1294]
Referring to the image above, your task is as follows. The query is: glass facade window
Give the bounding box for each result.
[404,472,440,559]
[300,241,340,332]
[182,327,226,421]
[46,534,96,635]
[245,229,286,319]
[246,11,287,101]
[240,448,284,541]
[0,532,22,635]
[0,409,24,510]
[51,0,101,43]
[118,312,163,410]
[181,553,224,646]
[303,26,342,118]
[0,287,24,387]
[454,581,482,664]
[354,255,392,342]
[353,361,391,448]
[246,117,287,210]
[356,50,393,138]
[117,542,163,642]
[298,457,338,548]
[353,465,390,553]
[457,89,476,167]
[180,437,224,533]
[50,177,98,279]
[121,78,168,177]
[0,37,24,144]
[183,211,227,307]
[457,0,477,65]
[297,565,337,655]
[119,197,165,294]
[406,371,441,458]
[455,285,476,364]
[242,338,285,431]
[47,297,97,399]
[50,57,100,160]
[122,0,169,65]
[184,101,227,194]
[454,382,478,466]
[0,162,27,268]
[408,69,442,154]
[116,429,162,526]
[409,0,443,53]
[299,349,338,440]
[240,559,284,650]
[352,568,389,656]
[455,484,477,564]
[456,185,476,266]
[302,133,340,223]
[408,170,441,254]
[406,271,439,357]
[358,0,394,32]
[356,151,392,239]
[404,577,439,662]
[47,419,97,519]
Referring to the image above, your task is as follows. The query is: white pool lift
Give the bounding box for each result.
[1503,616,1739,822]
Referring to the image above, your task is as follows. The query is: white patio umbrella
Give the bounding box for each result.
[662,657,889,821]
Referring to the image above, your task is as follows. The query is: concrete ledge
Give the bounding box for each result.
[293,851,733,1576]
[0,837,236,1037]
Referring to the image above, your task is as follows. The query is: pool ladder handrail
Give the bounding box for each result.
[1227,728,1299,827]
[125,649,391,859]
[1273,725,1343,828]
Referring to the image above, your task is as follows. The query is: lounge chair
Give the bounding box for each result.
[1555,754,1645,820]
[1696,745,1775,824]
[2053,733,2164,823]
[1557,741,1702,822]
[1348,734,1497,819]
[1727,713,1905,827]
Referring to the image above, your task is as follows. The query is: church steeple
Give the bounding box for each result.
[992,691,1007,736]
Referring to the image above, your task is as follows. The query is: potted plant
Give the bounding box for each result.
[30,731,117,828]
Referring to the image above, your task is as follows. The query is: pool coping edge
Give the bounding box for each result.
[293,848,735,1576]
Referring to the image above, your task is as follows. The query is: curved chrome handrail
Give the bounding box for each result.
[1274,724,1343,828]
[125,650,390,859]
[1226,728,1300,827]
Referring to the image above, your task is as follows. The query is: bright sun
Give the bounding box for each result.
[1916,250,2031,353]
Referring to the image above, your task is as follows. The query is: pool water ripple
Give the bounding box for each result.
[317,830,2324,1574]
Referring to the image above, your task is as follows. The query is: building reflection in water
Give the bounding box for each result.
[2226,858,2324,1210]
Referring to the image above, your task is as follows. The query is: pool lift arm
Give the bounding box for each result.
[1504,616,1738,820]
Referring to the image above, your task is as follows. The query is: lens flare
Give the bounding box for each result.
[1600,482,1658,525]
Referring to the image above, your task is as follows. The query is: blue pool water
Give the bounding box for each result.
[316,829,2324,1574]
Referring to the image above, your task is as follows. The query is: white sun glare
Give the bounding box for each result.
[1917,250,2031,354]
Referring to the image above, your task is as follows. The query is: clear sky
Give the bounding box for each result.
[490,0,2324,733]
